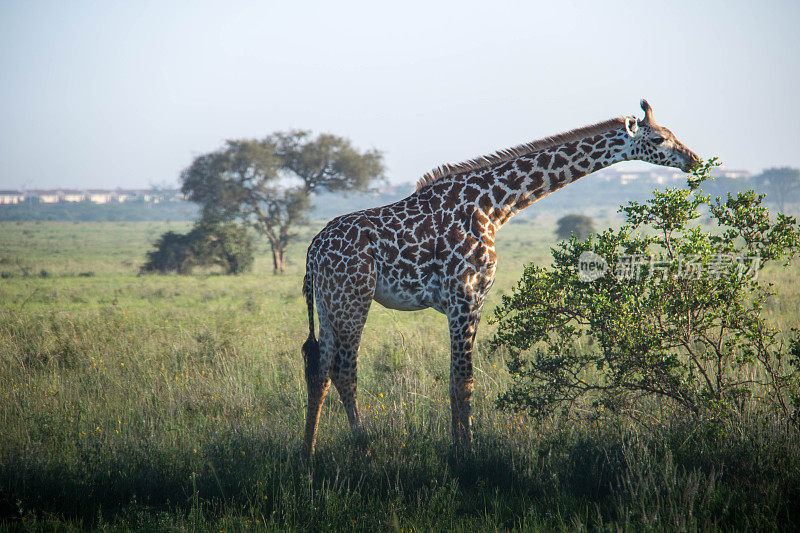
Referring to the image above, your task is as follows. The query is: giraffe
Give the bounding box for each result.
[300,99,699,456]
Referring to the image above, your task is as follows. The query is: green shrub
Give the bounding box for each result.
[490,159,800,425]
[140,230,196,274]
[140,219,253,275]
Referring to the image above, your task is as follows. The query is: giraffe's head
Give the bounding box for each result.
[623,99,700,172]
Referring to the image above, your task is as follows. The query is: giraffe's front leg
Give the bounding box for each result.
[448,307,481,450]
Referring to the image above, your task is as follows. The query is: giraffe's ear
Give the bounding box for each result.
[624,116,639,137]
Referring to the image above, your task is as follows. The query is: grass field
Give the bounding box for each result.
[1,217,799,531]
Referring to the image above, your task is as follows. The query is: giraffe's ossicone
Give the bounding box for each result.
[300,100,699,457]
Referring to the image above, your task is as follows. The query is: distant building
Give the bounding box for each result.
[115,189,153,202]
[30,190,61,203]
[713,169,751,180]
[601,169,684,186]
[3,188,186,205]
[86,190,114,204]
[0,190,25,204]
[61,190,85,202]
[114,190,136,203]
[595,167,751,186]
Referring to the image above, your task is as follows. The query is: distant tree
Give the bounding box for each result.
[181,132,384,273]
[141,218,253,275]
[556,214,596,240]
[753,167,800,212]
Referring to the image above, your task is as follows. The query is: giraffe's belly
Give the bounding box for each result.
[373,275,441,312]
[373,280,428,311]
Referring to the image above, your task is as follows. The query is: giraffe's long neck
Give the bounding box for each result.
[464,124,631,230]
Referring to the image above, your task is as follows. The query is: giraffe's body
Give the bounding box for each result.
[301,100,699,456]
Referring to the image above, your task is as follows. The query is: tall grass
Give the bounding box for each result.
[1,220,799,530]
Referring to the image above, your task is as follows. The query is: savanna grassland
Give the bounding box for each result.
[1,217,799,531]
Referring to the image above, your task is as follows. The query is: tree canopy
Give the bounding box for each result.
[180,131,384,273]
[556,214,596,241]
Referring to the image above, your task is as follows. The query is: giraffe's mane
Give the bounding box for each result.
[415,117,626,191]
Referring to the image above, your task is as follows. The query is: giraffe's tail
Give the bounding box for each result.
[301,268,320,377]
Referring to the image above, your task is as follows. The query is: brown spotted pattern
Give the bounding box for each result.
[300,100,699,456]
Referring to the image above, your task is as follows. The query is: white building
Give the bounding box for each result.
[31,190,61,203]
[61,190,86,202]
[0,190,25,204]
[87,190,114,204]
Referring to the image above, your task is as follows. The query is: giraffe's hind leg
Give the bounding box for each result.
[326,253,374,434]
[330,334,366,432]
[327,275,373,433]
[303,248,375,455]
[303,375,331,457]
[304,302,371,454]
[302,310,333,458]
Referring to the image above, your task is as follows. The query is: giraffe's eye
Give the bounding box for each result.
[651,136,665,145]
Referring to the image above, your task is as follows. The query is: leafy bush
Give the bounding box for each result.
[141,219,253,275]
[489,159,800,425]
[556,213,595,240]
[140,231,196,274]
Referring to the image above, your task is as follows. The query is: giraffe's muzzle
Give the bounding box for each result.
[680,149,701,172]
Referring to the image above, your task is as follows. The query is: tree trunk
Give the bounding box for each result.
[270,244,286,274]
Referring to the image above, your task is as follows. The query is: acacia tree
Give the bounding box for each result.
[181,131,384,273]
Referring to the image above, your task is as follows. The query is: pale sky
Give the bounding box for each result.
[1,0,798,190]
